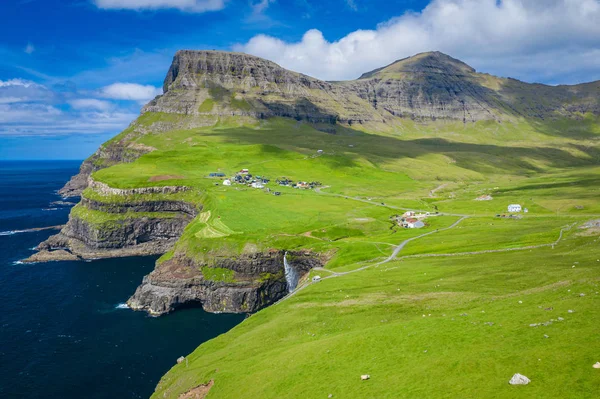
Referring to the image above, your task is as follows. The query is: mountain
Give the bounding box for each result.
[146,50,599,124]
[26,50,600,398]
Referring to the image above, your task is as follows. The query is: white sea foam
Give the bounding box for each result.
[12,261,24,265]
[115,303,130,310]
[0,230,17,236]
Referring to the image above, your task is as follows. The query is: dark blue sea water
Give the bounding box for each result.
[0,161,244,399]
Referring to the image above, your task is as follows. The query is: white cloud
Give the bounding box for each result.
[24,43,35,54]
[250,0,274,16]
[237,0,600,83]
[69,98,114,111]
[93,0,226,12]
[0,79,43,88]
[100,83,162,101]
[0,79,55,103]
[0,78,146,136]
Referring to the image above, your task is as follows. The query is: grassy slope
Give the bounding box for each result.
[80,111,600,397]
[154,232,600,399]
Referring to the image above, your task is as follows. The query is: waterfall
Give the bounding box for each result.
[283,252,299,292]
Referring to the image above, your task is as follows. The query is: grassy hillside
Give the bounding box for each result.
[76,108,600,397]
[154,232,600,399]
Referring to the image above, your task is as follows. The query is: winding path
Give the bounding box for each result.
[276,219,574,304]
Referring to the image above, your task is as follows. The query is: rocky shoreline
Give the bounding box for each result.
[128,250,323,316]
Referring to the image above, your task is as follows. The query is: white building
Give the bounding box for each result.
[222,179,231,186]
[251,182,264,189]
[508,204,522,213]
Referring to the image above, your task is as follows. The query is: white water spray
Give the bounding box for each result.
[283,252,299,292]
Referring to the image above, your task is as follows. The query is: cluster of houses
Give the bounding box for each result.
[276,178,322,190]
[209,169,271,190]
[208,168,323,196]
[394,211,433,229]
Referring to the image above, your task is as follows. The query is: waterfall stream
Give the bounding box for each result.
[283,252,299,292]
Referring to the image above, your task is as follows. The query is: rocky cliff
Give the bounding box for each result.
[27,180,199,263]
[127,250,323,315]
[141,50,600,126]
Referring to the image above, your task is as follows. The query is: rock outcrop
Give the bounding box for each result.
[127,250,323,315]
[26,181,199,262]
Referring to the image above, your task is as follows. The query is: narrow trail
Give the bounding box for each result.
[314,186,467,217]
[275,221,574,306]
[429,183,448,198]
[274,216,469,304]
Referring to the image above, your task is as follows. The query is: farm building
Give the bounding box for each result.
[223,179,231,186]
[239,169,249,175]
[404,218,425,229]
[508,204,522,212]
[209,172,226,177]
[251,182,264,189]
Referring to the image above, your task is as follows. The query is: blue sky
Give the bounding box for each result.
[1,0,600,160]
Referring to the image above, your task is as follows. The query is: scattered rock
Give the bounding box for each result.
[544,334,549,338]
[518,301,523,304]
[509,373,531,385]
[580,293,585,297]
[361,375,370,380]
[593,362,600,369]
[177,356,185,364]
[328,394,333,398]
[558,317,564,321]
[568,310,574,313]
[545,307,553,311]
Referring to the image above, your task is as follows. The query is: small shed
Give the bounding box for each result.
[508,204,522,213]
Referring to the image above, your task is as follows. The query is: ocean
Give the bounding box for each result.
[0,161,244,399]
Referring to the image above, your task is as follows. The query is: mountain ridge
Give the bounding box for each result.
[145,49,600,125]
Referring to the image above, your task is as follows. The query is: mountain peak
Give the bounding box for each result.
[358,51,476,79]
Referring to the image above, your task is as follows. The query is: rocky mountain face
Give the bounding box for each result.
[143,49,600,125]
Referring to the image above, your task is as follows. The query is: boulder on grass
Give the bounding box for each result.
[509,373,530,385]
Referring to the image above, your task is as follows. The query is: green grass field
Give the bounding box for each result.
[73,112,600,398]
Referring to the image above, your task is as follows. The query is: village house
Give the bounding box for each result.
[209,172,226,178]
[222,179,231,186]
[239,169,249,175]
[403,211,416,218]
[404,218,425,229]
[508,204,522,213]
[251,182,264,189]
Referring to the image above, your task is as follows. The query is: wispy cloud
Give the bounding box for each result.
[24,43,35,54]
[345,0,357,11]
[93,0,227,13]
[238,0,600,84]
[0,78,142,136]
[68,98,114,111]
[99,82,162,102]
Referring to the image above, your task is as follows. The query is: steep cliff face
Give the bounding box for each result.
[127,250,323,315]
[143,50,384,124]
[143,50,600,126]
[27,180,199,263]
